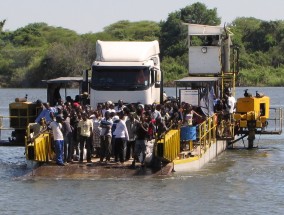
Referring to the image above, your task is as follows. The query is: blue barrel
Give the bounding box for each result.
[180,126,196,141]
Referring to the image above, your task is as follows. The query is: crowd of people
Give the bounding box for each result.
[35,91,236,167]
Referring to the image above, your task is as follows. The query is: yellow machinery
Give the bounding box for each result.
[25,123,54,162]
[235,96,270,127]
[9,101,41,145]
[234,95,270,148]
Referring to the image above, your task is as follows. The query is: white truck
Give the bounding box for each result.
[90,40,162,108]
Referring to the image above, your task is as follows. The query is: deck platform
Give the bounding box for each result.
[22,158,174,180]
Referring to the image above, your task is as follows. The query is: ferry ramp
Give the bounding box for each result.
[21,159,173,180]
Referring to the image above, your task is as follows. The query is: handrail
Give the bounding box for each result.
[266,107,283,134]
[0,115,38,130]
[25,123,54,162]
[198,114,218,155]
[156,114,218,162]
[156,129,180,162]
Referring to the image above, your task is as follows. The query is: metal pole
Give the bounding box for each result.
[160,69,164,104]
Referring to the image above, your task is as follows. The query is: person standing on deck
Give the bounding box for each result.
[102,101,113,117]
[77,112,93,163]
[62,110,73,163]
[151,103,161,120]
[160,105,171,127]
[225,92,236,136]
[99,111,113,163]
[132,114,149,168]
[183,104,203,126]
[155,117,168,140]
[136,104,144,121]
[90,110,102,158]
[125,112,139,161]
[111,113,120,158]
[49,115,65,166]
[114,99,126,113]
[113,111,129,164]
[226,92,236,115]
[35,102,55,124]
[70,110,80,161]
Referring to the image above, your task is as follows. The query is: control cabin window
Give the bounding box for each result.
[260,103,266,116]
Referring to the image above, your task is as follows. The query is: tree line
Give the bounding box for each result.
[1,2,284,87]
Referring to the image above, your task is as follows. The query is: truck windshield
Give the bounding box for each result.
[91,67,150,91]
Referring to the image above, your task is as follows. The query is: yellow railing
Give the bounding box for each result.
[198,115,218,155]
[156,129,180,162]
[156,114,218,162]
[25,123,54,162]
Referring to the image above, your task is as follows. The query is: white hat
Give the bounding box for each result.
[112,115,119,121]
[138,104,144,109]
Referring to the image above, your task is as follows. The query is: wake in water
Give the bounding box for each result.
[0,147,31,179]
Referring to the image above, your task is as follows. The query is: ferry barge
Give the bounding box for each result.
[1,24,283,178]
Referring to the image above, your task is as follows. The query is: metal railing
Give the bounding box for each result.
[198,114,218,155]
[266,107,283,134]
[25,123,54,162]
[0,114,38,142]
[0,114,37,129]
[156,114,218,162]
[0,115,15,141]
[156,129,180,162]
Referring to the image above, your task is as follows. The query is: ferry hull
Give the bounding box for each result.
[173,140,227,172]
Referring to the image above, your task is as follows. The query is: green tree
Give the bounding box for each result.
[160,2,221,59]
[25,37,96,87]
[0,19,6,32]
[161,55,188,84]
[180,3,221,25]
[2,4,284,87]
[7,23,46,47]
[245,21,279,52]
[103,20,160,41]
[159,12,187,59]
[230,18,284,86]
[0,23,91,87]
[159,3,221,85]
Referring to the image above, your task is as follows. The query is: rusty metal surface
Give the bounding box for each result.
[22,158,173,180]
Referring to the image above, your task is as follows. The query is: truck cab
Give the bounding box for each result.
[90,40,162,108]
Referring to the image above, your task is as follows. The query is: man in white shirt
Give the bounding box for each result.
[114,99,126,113]
[113,111,129,164]
[49,115,65,166]
[227,92,236,114]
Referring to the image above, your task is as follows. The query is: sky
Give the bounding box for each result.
[1,0,284,34]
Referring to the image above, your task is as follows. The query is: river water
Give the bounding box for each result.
[0,87,283,215]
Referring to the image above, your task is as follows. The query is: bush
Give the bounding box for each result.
[238,66,284,86]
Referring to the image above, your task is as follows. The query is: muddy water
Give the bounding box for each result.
[0,87,283,215]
